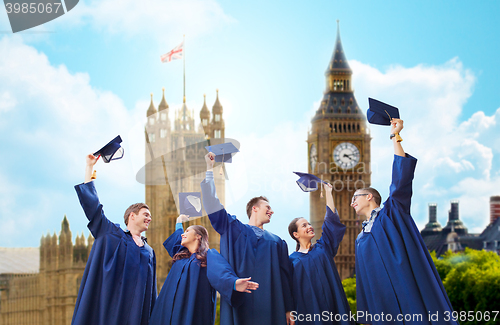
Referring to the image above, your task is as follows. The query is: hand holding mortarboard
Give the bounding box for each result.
[84,136,124,183]
[293,171,329,198]
[179,192,203,218]
[176,214,189,224]
[367,98,403,142]
[84,153,100,183]
[390,118,404,135]
[205,152,216,171]
[204,142,239,179]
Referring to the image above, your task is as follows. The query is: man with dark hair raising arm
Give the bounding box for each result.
[72,154,157,325]
[202,152,294,325]
[353,119,458,324]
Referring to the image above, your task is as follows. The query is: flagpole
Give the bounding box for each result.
[183,34,186,103]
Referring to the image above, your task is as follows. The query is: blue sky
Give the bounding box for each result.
[1,0,499,251]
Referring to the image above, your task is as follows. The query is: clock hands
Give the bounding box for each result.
[343,153,354,161]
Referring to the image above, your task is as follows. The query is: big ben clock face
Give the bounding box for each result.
[309,144,318,172]
[333,142,360,169]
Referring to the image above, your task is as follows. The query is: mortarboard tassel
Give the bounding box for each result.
[220,149,225,175]
[91,170,97,180]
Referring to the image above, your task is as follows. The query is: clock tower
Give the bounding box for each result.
[307,22,371,280]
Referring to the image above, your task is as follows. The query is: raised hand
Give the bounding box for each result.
[84,154,100,183]
[390,118,404,135]
[176,214,189,224]
[205,152,215,171]
[86,153,99,167]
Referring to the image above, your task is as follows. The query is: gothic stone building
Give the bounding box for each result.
[308,23,371,280]
[0,217,92,325]
[0,89,226,324]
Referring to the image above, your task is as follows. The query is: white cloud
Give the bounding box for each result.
[349,58,500,233]
[55,0,234,43]
[0,35,147,246]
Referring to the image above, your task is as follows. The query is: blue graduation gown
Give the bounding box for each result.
[72,182,157,325]
[289,207,353,325]
[201,175,294,325]
[355,154,458,324]
[149,229,216,325]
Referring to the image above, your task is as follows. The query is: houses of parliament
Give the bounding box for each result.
[0,26,368,324]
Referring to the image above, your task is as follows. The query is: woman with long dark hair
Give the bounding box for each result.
[149,215,258,325]
[288,183,353,324]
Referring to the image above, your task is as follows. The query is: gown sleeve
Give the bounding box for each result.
[201,171,243,236]
[320,206,346,257]
[387,154,418,214]
[163,228,185,258]
[207,249,245,308]
[74,181,118,238]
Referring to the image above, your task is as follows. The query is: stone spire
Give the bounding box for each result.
[158,88,169,112]
[147,93,157,116]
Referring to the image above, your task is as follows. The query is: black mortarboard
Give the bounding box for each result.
[367,98,400,126]
[293,172,328,192]
[205,142,239,163]
[179,192,202,217]
[93,135,124,163]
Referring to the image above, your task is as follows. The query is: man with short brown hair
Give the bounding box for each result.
[202,152,294,325]
[72,154,157,325]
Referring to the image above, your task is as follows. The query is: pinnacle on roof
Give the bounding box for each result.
[147,93,157,116]
[200,94,210,118]
[212,89,222,114]
[61,215,70,234]
[158,87,169,111]
[326,20,351,74]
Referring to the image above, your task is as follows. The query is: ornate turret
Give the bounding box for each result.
[200,94,211,134]
[147,93,157,116]
[212,89,223,115]
[211,89,224,139]
[312,21,363,123]
[158,88,169,112]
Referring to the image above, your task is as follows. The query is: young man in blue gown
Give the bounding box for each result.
[202,152,295,325]
[353,119,458,325]
[72,154,157,325]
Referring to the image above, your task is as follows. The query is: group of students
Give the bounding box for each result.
[71,118,459,325]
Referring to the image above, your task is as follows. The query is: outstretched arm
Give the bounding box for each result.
[391,118,405,157]
[388,118,418,213]
[321,183,346,256]
[163,215,189,257]
[84,154,99,183]
[207,250,258,307]
[75,154,115,238]
[201,153,242,236]
[324,182,335,212]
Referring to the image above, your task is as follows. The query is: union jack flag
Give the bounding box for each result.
[160,41,184,63]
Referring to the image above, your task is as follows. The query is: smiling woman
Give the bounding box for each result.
[149,215,259,325]
[288,183,354,325]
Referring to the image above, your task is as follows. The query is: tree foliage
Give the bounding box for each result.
[342,276,357,315]
[342,249,499,324]
[432,248,500,325]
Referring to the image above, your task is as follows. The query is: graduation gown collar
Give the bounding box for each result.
[124,229,148,243]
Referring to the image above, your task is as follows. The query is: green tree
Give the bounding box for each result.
[342,276,357,315]
[433,248,500,325]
